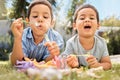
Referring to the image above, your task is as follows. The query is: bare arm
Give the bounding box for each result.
[10,18,24,65]
[87,55,112,70]
[10,38,24,65]
[99,56,112,70]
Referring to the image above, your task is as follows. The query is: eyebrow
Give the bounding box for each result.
[89,14,96,16]
[31,11,50,15]
[31,11,38,14]
[43,12,50,15]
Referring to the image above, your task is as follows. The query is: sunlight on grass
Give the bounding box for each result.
[0,61,120,80]
[0,61,9,64]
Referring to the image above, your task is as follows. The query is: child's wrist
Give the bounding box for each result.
[14,37,22,42]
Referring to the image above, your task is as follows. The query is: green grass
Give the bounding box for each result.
[0,61,29,80]
[0,61,120,80]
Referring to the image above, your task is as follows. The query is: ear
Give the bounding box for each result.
[25,17,30,27]
[73,22,77,30]
[50,19,55,28]
[97,22,100,30]
[25,17,29,22]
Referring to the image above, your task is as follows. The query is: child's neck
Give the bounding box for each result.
[33,35,44,45]
[79,36,94,50]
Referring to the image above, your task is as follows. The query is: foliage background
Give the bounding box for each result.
[0,0,120,60]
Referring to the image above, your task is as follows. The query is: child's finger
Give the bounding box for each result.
[44,41,55,47]
[50,48,59,56]
[88,60,97,66]
[45,41,58,50]
[44,41,60,56]
[66,57,78,67]
[44,42,52,47]
[12,18,23,28]
[86,55,94,61]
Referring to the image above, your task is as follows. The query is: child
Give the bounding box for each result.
[63,4,111,70]
[10,0,64,65]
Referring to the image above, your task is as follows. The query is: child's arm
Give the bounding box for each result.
[99,56,112,70]
[10,18,24,65]
[86,55,112,70]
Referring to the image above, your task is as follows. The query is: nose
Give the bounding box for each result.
[84,18,90,23]
[38,16,43,22]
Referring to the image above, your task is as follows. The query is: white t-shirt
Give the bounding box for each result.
[63,34,109,66]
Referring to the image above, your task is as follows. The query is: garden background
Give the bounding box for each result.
[0,0,120,61]
[0,0,120,80]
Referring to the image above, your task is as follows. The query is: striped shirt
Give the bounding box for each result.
[22,27,64,62]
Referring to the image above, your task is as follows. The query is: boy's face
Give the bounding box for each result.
[29,4,53,36]
[73,8,99,38]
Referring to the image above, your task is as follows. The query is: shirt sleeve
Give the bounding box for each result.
[42,50,49,60]
[63,40,74,55]
[51,29,64,51]
[55,32,64,50]
[22,40,29,57]
[102,40,109,57]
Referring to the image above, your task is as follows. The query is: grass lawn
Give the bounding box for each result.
[0,61,120,80]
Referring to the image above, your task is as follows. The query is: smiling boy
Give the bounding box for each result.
[63,4,111,70]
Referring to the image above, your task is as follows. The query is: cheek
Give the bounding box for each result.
[29,16,35,21]
[76,20,83,26]
[29,19,37,26]
[94,24,99,30]
[44,27,49,32]
[76,22,83,30]
[44,21,52,28]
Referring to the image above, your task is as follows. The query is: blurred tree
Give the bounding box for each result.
[107,30,120,55]
[48,0,56,7]
[9,0,56,19]
[66,0,86,34]
[101,16,120,27]
[0,0,7,20]
[10,0,29,19]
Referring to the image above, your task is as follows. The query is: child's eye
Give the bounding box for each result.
[44,16,48,19]
[33,16,38,18]
[90,17,95,20]
[79,17,85,20]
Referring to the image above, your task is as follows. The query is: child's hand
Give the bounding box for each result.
[11,18,23,39]
[44,41,60,56]
[86,55,100,68]
[66,54,79,68]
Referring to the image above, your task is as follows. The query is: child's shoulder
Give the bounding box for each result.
[23,27,31,32]
[67,34,78,43]
[22,27,31,38]
[95,34,106,44]
[48,28,62,37]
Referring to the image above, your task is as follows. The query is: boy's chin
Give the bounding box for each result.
[34,32,44,37]
[82,34,94,38]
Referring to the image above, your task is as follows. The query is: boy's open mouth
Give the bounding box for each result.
[84,26,91,29]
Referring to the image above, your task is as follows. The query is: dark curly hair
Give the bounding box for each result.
[27,0,53,20]
[73,4,99,23]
